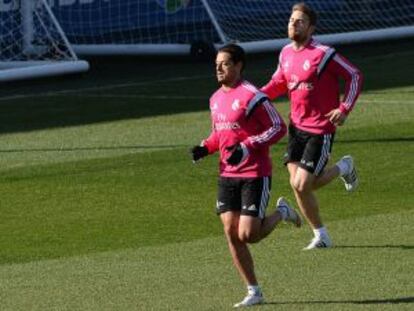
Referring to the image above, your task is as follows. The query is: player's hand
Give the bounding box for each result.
[190,145,208,163]
[325,109,347,126]
[226,143,248,165]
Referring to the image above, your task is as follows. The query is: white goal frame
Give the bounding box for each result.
[0,0,89,82]
[239,25,414,53]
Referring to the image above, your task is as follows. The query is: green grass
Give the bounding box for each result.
[0,211,412,310]
[0,39,413,310]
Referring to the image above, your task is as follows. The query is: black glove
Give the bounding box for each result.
[190,145,208,162]
[226,143,247,165]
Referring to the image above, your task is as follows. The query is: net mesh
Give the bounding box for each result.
[0,0,76,63]
[50,0,414,45]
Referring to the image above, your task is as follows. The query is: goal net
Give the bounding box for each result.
[0,0,89,82]
[51,0,414,55]
[201,0,414,53]
[52,0,218,56]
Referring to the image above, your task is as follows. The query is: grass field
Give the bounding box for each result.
[0,39,413,310]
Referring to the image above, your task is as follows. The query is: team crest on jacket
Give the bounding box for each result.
[232,99,240,111]
[303,60,310,71]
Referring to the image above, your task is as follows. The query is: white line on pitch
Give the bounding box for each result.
[0,74,212,102]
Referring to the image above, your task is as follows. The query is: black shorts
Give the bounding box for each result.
[216,176,271,219]
[284,124,335,176]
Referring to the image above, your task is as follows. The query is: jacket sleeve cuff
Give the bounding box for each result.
[339,103,350,115]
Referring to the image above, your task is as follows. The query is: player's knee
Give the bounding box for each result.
[223,222,238,240]
[292,179,312,193]
[238,230,260,244]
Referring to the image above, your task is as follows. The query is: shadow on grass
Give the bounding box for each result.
[265,296,414,306]
[0,39,412,135]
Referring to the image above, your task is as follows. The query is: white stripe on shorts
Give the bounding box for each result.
[314,134,332,176]
[259,177,270,219]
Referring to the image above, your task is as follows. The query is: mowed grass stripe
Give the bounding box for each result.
[0,110,210,169]
[0,210,412,311]
[0,87,412,169]
[0,132,412,265]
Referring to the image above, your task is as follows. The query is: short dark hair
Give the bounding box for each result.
[292,2,317,26]
[217,43,246,72]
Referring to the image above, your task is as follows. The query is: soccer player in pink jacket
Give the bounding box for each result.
[191,44,302,307]
[262,2,363,250]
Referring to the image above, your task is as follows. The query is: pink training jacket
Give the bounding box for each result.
[202,80,286,178]
[262,38,363,134]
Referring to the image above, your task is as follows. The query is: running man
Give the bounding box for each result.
[191,44,302,307]
[261,2,363,250]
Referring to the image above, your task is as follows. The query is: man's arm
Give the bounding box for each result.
[201,130,219,154]
[332,54,363,114]
[243,97,287,150]
[325,53,363,126]
[224,97,286,166]
[261,54,289,100]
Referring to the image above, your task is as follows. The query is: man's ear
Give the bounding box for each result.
[309,25,316,35]
[236,61,243,73]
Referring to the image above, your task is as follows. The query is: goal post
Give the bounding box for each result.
[239,25,414,53]
[50,0,414,56]
[0,0,89,82]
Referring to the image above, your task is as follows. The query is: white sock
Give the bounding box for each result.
[247,285,261,296]
[313,227,328,238]
[336,158,349,176]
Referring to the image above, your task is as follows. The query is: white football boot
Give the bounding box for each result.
[233,292,264,308]
[340,155,359,192]
[303,235,333,250]
[276,197,302,227]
